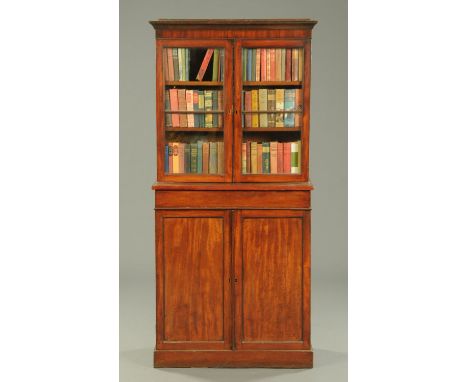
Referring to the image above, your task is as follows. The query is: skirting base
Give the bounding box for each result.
[154,349,313,368]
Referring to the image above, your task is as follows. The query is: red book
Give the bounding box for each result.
[283,142,291,173]
[277,142,284,173]
[244,91,252,127]
[169,89,179,127]
[260,49,267,81]
[270,141,278,174]
[196,49,214,81]
[167,49,174,81]
[285,49,292,81]
[269,49,275,82]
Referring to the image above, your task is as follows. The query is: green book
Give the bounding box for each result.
[262,142,270,174]
[212,49,219,81]
[190,143,198,173]
[184,143,190,173]
[291,141,300,174]
[197,141,203,173]
[198,91,205,127]
[204,90,213,128]
[243,49,247,81]
[209,142,217,174]
[172,48,179,81]
[251,48,256,82]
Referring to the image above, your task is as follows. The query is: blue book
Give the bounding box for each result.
[164,145,169,173]
[197,141,203,173]
[247,49,252,81]
[284,89,295,127]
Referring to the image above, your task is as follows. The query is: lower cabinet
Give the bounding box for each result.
[154,208,312,368]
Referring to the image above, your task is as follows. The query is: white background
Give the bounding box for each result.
[1,0,467,381]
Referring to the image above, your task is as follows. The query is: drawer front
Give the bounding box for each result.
[155,190,310,209]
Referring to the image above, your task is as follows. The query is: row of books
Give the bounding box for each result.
[242,48,304,82]
[165,89,223,128]
[165,141,224,174]
[163,48,224,81]
[243,89,302,128]
[242,141,301,174]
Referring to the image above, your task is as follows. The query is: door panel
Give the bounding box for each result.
[156,210,232,350]
[234,209,310,350]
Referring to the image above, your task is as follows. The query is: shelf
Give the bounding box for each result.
[242,110,302,113]
[165,81,223,87]
[165,110,224,114]
[243,81,302,87]
[243,127,301,132]
[165,128,223,132]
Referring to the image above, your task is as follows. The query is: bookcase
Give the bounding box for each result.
[150,19,317,368]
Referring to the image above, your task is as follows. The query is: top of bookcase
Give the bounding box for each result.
[150,19,318,30]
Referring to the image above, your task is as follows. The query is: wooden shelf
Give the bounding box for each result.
[243,81,302,87]
[165,110,224,114]
[165,81,223,87]
[243,127,301,132]
[165,128,223,132]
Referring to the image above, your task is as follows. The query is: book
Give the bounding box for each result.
[184,143,190,173]
[251,90,259,128]
[219,49,224,80]
[267,89,276,127]
[262,142,270,174]
[242,143,247,173]
[266,48,271,81]
[218,90,223,128]
[186,49,190,80]
[280,49,286,81]
[197,141,203,172]
[196,49,214,81]
[242,49,247,81]
[244,91,252,127]
[251,142,258,174]
[204,90,213,128]
[202,142,209,173]
[177,89,187,127]
[251,48,256,81]
[164,90,172,127]
[217,141,224,174]
[298,48,304,81]
[198,91,205,127]
[255,49,261,81]
[193,90,199,127]
[260,49,267,81]
[285,49,292,81]
[291,141,299,174]
[209,142,217,174]
[246,141,251,173]
[172,142,180,173]
[172,48,179,81]
[297,140,301,173]
[270,141,278,174]
[166,49,174,81]
[190,143,198,173]
[275,49,281,81]
[164,145,169,173]
[247,49,252,81]
[275,89,285,127]
[169,89,179,127]
[295,89,302,127]
[292,48,298,81]
[283,142,291,173]
[186,90,194,127]
[178,48,184,81]
[212,49,219,82]
[163,49,168,80]
[212,90,218,127]
[168,143,173,173]
[258,88,268,127]
[178,143,185,173]
[277,142,284,173]
[257,142,263,174]
[270,49,276,81]
[284,89,295,127]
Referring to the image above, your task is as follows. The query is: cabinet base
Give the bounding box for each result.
[154,350,313,368]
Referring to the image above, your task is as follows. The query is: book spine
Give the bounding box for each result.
[246,141,251,173]
[262,142,270,174]
[209,142,217,174]
[255,49,261,81]
[251,142,257,174]
[212,49,219,82]
[242,143,247,173]
[275,49,281,81]
[270,49,275,81]
[178,48,184,81]
[267,89,276,127]
[261,49,267,81]
[251,90,259,128]
[275,89,284,127]
[177,89,187,127]
[212,90,218,127]
[196,48,214,81]
[197,141,203,173]
[218,90,223,128]
[202,142,209,173]
[257,142,263,174]
[173,48,179,81]
[172,142,179,173]
[285,48,292,81]
[247,49,252,81]
[244,91,252,127]
[219,49,224,81]
[284,89,295,127]
[163,49,168,80]
[169,89,179,127]
[168,143,173,173]
[284,142,291,173]
[270,141,278,174]
[198,92,205,128]
[266,48,271,81]
[277,142,284,173]
[186,48,190,81]
[259,88,268,128]
[184,143,190,173]
[242,49,247,81]
[295,89,302,127]
[164,144,169,173]
[297,140,301,173]
[204,90,213,128]
[298,48,304,81]
[291,142,299,174]
[165,90,172,127]
[292,48,298,81]
[251,49,256,82]
[217,141,224,174]
[281,49,286,81]
[167,49,174,81]
[190,143,197,173]
[179,143,185,174]
[186,90,194,127]
[193,90,199,127]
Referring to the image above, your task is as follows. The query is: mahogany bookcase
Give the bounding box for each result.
[150,19,317,368]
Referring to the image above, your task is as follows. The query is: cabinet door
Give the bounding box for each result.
[156,210,232,350]
[233,210,311,350]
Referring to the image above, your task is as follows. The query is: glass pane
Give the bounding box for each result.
[241,48,303,175]
[163,47,225,175]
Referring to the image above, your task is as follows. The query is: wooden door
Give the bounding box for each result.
[155,210,232,350]
[233,209,311,350]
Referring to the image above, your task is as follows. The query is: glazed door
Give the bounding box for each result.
[155,210,232,350]
[233,209,311,350]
